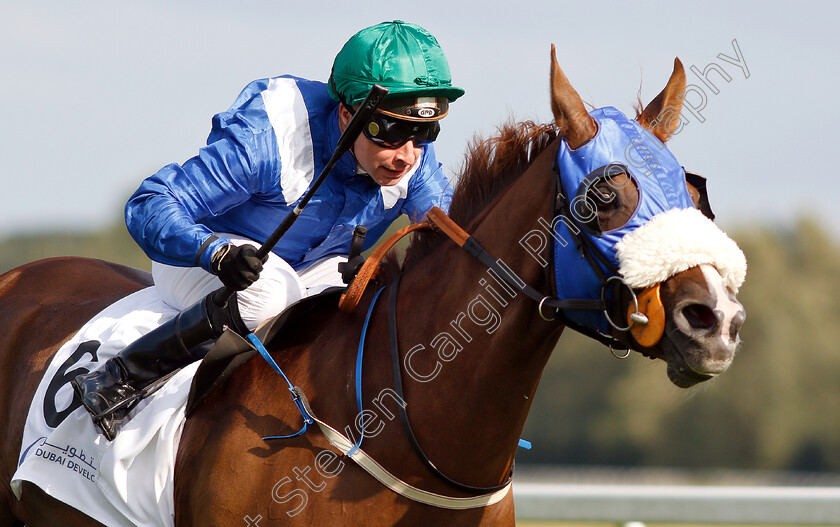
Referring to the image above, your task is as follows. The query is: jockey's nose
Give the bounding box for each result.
[393,141,420,165]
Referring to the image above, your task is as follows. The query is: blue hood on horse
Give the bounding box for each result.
[552,106,695,334]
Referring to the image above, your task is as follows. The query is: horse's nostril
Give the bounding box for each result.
[729,309,746,342]
[682,303,718,331]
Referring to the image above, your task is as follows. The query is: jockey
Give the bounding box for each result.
[72,20,464,440]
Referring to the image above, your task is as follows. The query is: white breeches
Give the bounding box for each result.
[152,235,347,331]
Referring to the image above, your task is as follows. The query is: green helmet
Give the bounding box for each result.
[328,21,465,109]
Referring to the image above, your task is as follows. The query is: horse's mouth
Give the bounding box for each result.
[656,323,726,388]
[636,345,715,388]
[666,361,714,388]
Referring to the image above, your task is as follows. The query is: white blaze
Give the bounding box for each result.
[699,263,744,343]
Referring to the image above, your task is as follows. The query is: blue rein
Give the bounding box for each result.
[250,285,387,444]
[349,285,387,455]
[247,333,314,440]
[252,282,529,458]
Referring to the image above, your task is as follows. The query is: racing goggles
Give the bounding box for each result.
[347,106,441,149]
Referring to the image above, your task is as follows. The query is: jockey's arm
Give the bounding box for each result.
[125,129,277,272]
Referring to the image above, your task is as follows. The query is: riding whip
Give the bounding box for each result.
[213,84,390,307]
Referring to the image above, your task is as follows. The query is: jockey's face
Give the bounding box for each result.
[338,104,423,187]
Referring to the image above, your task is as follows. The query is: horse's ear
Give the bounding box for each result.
[637,58,686,143]
[550,44,597,149]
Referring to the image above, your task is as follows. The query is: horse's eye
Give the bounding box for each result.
[591,182,618,209]
[575,169,639,235]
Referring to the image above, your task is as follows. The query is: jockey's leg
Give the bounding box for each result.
[151,237,307,332]
[298,254,348,294]
[71,291,248,440]
[71,235,306,440]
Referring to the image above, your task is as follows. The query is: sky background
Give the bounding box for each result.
[1,1,837,240]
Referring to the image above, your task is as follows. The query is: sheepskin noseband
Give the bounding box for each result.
[616,207,746,293]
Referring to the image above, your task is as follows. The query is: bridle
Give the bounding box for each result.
[544,164,639,352]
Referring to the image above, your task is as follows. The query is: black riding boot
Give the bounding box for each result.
[71,290,248,440]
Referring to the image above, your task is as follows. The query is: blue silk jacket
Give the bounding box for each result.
[125,76,453,272]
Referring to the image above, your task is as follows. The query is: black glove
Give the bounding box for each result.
[210,244,264,291]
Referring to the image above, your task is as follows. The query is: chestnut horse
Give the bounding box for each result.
[0,48,745,526]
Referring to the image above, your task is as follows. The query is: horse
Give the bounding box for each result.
[0,46,746,526]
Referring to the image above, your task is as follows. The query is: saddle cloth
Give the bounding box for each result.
[12,286,199,527]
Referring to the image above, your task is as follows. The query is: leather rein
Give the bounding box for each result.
[339,206,607,317]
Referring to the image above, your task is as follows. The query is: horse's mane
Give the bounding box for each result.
[381,120,557,277]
